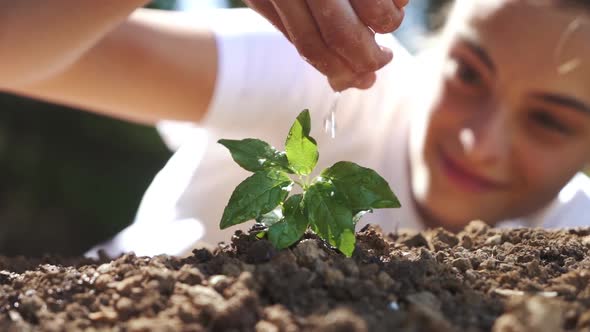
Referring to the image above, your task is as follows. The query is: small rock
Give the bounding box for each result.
[492,296,565,332]
[237,271,257,289]
[418,248,434,262]
[115,297,135,320]
[8,310,22,322]
[376,271,394,290]
[464,269,477,283]
[256,320,280,332]
[485,234,503,246]
[464,220,490,236]
[88,309,118,323]
[293,239,326,266]
[149,269,176,294]
[221,261,242,277]
[97,263,113,274]
[178,302,199,323]
[261,305,298,332]
[209,275,232,293]
[177,266,204,285]
[192,248,213,263]
[188,285,225,311]
[452,257,473,272]
[402,233,429,248]
[429,229,459,251]
[494,289,525,297]
[339,260,360,278]
[94,274,112,291]
[480,258,498,270]
[359,263,380,279]
[247,240,277,264]
[113,275,144,295]
[309,308,368,332]
[324,268,345,286]
[406,291,442,312]
[460,235,473,249]
[577,310,590,328]
[406,292,453,331]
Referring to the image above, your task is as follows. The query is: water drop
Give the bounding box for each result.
[388,301,400,311]
[324,92,341,139]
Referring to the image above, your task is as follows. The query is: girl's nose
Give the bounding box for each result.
[460,109,510,165]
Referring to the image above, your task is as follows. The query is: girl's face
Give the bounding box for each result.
[410,0,590,230]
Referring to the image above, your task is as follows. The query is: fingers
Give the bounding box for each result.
[247,0,408,91]
[349,0,404,34]
[270,0,366,91]
[242,0,289,38]
[305,0,392,73]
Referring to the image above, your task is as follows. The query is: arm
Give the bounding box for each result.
[5,9,218,125]
[0,0,150,88]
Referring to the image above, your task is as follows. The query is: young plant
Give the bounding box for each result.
[218,110,400,257]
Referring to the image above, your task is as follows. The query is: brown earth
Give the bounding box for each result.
[1,221,590,332]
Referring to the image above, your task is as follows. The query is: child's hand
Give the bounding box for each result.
[244,0,408,91]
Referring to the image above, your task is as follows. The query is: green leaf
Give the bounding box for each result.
[220,170,293,229]
[304,181,355,257]
[256,208,283,227]
[321,161,400,213]
[285,110,318,175]
[218,138,292,173]
[268,194,309,249]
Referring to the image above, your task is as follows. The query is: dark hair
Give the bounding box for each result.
[561,0,590,9]
[426,0,454,31]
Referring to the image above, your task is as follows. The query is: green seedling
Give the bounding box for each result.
[218,110,400,257]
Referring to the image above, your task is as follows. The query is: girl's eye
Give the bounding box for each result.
[530,110,572,135]
[445,56,485,91]
[456,59,482,87]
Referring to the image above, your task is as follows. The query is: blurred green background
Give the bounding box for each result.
[0,0,178,256]
[0,0,451,256]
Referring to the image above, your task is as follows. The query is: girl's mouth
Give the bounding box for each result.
[438,147,507,193]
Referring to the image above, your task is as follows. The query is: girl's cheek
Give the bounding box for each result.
[513,139,572,195]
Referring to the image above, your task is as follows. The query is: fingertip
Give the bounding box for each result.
[328,78,348,92]
[394,0,409,9]
[353,72,377,89]
[380,46,394,64]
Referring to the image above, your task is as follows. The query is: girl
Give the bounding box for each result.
[4,1,590,257]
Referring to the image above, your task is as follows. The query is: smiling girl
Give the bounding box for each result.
[3,1,589,256]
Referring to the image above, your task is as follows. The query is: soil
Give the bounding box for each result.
[1,221,590,332]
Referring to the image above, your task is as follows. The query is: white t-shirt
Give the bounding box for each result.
[86,9,590,258]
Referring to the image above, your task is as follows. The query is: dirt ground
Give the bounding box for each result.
[1,221,590,331]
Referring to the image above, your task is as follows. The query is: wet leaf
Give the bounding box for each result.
[220,170,293,229]
[304,180,355,257]
[321,161,400,213]
[256,208,283,227]
[285,110,318,175]
[268,194,309,249]
[218,138,292,173]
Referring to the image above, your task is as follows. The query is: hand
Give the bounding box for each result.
[244,0,409,91]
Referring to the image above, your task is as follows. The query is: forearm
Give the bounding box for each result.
[0,0,150,88]
[6,9,218,125]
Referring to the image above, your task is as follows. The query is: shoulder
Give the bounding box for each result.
[541,173,590,228]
